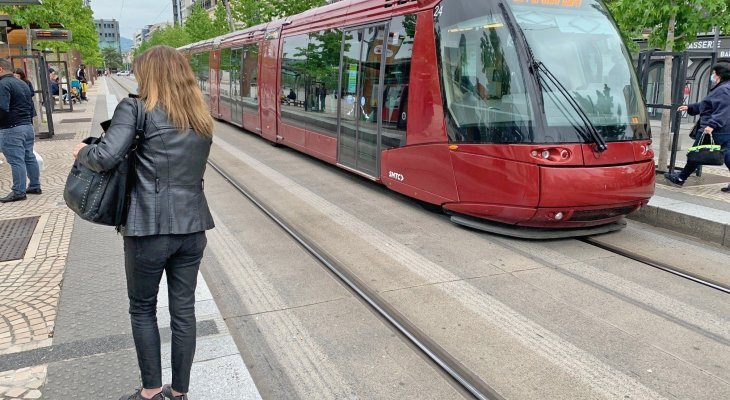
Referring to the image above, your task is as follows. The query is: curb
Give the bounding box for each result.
[629,205,730,249]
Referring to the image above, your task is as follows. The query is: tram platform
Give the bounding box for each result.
[0,78,728,399]
[0,79,261,399]
[643,120,730,248]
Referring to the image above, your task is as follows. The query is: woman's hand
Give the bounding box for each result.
[72,143,87,159]
[704,126,714,135]
[678,105,689,112]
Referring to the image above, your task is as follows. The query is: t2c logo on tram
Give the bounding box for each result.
[388,171,405,182]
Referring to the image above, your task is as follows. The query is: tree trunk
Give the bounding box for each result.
[657,9,677,173]
[224,0,235,31]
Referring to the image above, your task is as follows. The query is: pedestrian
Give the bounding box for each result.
[666,61,730,192]
[76,64,88,101]
[13,68,37,119]
[71,45,215,400]
[0,58,42,202]
[13,68,34,96]
[76,63,86,82]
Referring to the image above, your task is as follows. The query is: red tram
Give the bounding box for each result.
[182,0,655,238]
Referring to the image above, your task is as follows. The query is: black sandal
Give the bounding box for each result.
[161,384,188,400]
[119,389,163,400]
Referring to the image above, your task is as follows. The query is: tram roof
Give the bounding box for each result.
[183,0,437,51]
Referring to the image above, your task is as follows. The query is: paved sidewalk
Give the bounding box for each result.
[0,79,261,399]
[0,83,95,399]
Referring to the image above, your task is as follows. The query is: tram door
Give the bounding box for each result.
[338,25,386,177]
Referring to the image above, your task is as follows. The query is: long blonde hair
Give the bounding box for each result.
[133,45,214,137]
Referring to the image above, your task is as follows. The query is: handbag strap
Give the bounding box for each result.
[698,131,716,146]
[133,97,145,139]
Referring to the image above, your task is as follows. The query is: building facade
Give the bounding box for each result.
[133,25,152,50]
[95,19,121,53]
[180,0,217,22]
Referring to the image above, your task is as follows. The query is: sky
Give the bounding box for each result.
[91,0,173,39]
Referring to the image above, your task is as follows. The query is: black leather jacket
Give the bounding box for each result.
[77,98,215,236]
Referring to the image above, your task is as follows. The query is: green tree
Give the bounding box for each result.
[608,0,730,171]
[134,25,191,56]
[212,1,232,36]
[229,0,325,29]
[1,0,101,66]
[101,47,123,70]
[184,3,216,42]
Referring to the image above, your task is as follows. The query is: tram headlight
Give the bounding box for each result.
[531,147,572,162]
[554,212,564,221]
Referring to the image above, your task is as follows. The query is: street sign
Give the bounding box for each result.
[31,29,71,41]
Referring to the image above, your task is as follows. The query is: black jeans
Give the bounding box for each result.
[123,232,207,393]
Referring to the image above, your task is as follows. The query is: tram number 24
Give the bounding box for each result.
[389,171,405,182]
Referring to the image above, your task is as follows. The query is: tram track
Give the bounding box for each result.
[106,75,730,398]
[207,158,503,400]
[108,76,500,398]
[580,236,730,295]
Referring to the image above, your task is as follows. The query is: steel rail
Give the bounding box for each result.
[110,75,501,398]
[581,238,730,295]
[207,159,504,400]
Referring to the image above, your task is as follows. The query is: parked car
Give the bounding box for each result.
[116,70,130,76]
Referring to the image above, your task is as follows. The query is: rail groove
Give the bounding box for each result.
[581,237,730,295]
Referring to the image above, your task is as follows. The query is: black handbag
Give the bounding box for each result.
[686,132,725,166]
[63,98,145,226]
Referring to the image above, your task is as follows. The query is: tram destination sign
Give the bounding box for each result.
[31,29,72,42]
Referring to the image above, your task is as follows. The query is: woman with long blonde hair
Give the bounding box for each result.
[73,45,215,400]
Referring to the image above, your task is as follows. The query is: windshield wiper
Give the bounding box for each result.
[533,62,608,152]
[499,4,608,152]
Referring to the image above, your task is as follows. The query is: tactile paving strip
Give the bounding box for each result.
[0,216,39,262]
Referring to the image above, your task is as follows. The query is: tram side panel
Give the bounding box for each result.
[380,10,459,204]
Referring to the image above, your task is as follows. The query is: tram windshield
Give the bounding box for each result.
[436,0,650,144]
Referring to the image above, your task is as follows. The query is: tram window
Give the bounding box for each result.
[435,2,535,144]
[219,48,232,104]
[241,43,260,110]
[189,53,199,83]
[303,29,341,137]
[230,48,242,102]
[199,52,210,95]
[511,0,649,141]
[280,34,310,129]
[381,15,415,149]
